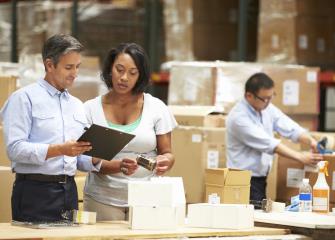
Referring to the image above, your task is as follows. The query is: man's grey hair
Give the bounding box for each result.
[42,34,83,66]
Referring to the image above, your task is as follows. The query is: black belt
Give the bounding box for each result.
[16,173,74,183]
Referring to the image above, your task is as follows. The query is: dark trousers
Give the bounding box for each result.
[250,176,267,202]
[12,175,78,222]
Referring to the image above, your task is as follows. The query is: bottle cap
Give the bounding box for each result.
[303,178,309,184]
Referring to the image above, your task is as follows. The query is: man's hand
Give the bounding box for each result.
[47,140,92,159]
[60,140,92,156]
[300,152,323,166]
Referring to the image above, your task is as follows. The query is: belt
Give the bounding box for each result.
[16,173,74,183]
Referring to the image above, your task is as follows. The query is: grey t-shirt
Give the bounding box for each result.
[83,93,177,206]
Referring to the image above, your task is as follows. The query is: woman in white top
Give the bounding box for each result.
[83,43,177,221]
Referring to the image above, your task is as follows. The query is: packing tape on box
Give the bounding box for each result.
[73,210,96,224]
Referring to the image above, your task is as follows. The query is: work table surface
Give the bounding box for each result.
[254,211,335,229]
[0,221,289,240]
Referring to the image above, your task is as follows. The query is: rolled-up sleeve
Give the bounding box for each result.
[77,154,102,172]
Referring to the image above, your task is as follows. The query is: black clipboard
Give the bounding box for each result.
[77,124,135,160]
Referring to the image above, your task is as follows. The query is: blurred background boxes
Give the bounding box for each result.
[0,76,17,109]
[0,125,10,167]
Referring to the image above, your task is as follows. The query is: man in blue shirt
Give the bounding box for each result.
[0,34,101,223]
[226,72,323,203]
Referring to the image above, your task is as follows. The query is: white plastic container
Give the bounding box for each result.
[313,161,329,213]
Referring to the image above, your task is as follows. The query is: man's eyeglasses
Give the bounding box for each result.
[253,93,276,103]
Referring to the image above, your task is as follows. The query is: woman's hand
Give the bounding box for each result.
[155,154,173,176]
[120,158,138,175]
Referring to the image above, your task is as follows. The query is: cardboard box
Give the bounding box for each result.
[128,177,185,230]
[129,206,180,230]
[276,138,306,203]
[266,155,278,201]
[168,61,262,110]
[258,0,333,67]
[75,176,86,202]
[0,125,10,167]
[187,203,254,229]
[128,177,185,207]
[0,166,14,222]
[205,168,251,204]
[169,105,226,127]
[0,75,17,109]
[288,114,319,131]
[168,126,226,203]
[263,65,319,114]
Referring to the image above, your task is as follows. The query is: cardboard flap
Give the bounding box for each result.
[205,168,251,186]
[205,168,228,184]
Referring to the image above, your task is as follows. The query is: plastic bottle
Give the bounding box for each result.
[312,161,329,213]
[299,178,312,212]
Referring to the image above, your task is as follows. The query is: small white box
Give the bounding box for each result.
[130,206,178,230]
[128,181,173,206]
[128,177,186,206]
[187,203,254,229]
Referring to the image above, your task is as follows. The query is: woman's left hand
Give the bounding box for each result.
[155,155,172,176]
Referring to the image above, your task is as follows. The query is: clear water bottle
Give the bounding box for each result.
[299,178,312,212]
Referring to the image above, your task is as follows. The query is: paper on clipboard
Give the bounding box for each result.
[77,124,135,160]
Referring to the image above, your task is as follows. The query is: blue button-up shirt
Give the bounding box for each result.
[226,98,306,177]
[0,79,99,175]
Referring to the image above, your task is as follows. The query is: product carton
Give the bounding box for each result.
[0,166,14,222]
[187,203,254,229]
[168,126,226,203]
[205,168,251,204]
[0,125,10,166]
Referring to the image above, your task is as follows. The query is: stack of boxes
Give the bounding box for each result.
[258,0,335,68]
[167,106,226,203]
[128,177,185,230]
[163,0,258,62]
[0,2,72,62]
[205,168,251,204]
[168,61,320,131]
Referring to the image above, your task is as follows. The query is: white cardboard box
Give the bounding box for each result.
[128,177,185,206]
[128,177,186,229]
[187,203,254,229]
[130,205,181,230]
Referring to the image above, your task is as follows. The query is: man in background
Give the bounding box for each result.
[226,72,323,203]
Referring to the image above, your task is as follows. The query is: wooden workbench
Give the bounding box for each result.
[0,221,289,240]
[254,211,335,240]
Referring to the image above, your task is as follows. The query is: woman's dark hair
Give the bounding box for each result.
[245,72,274,94]
[101,43,150,94]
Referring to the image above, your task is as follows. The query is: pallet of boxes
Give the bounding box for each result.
[0,74,17,223]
